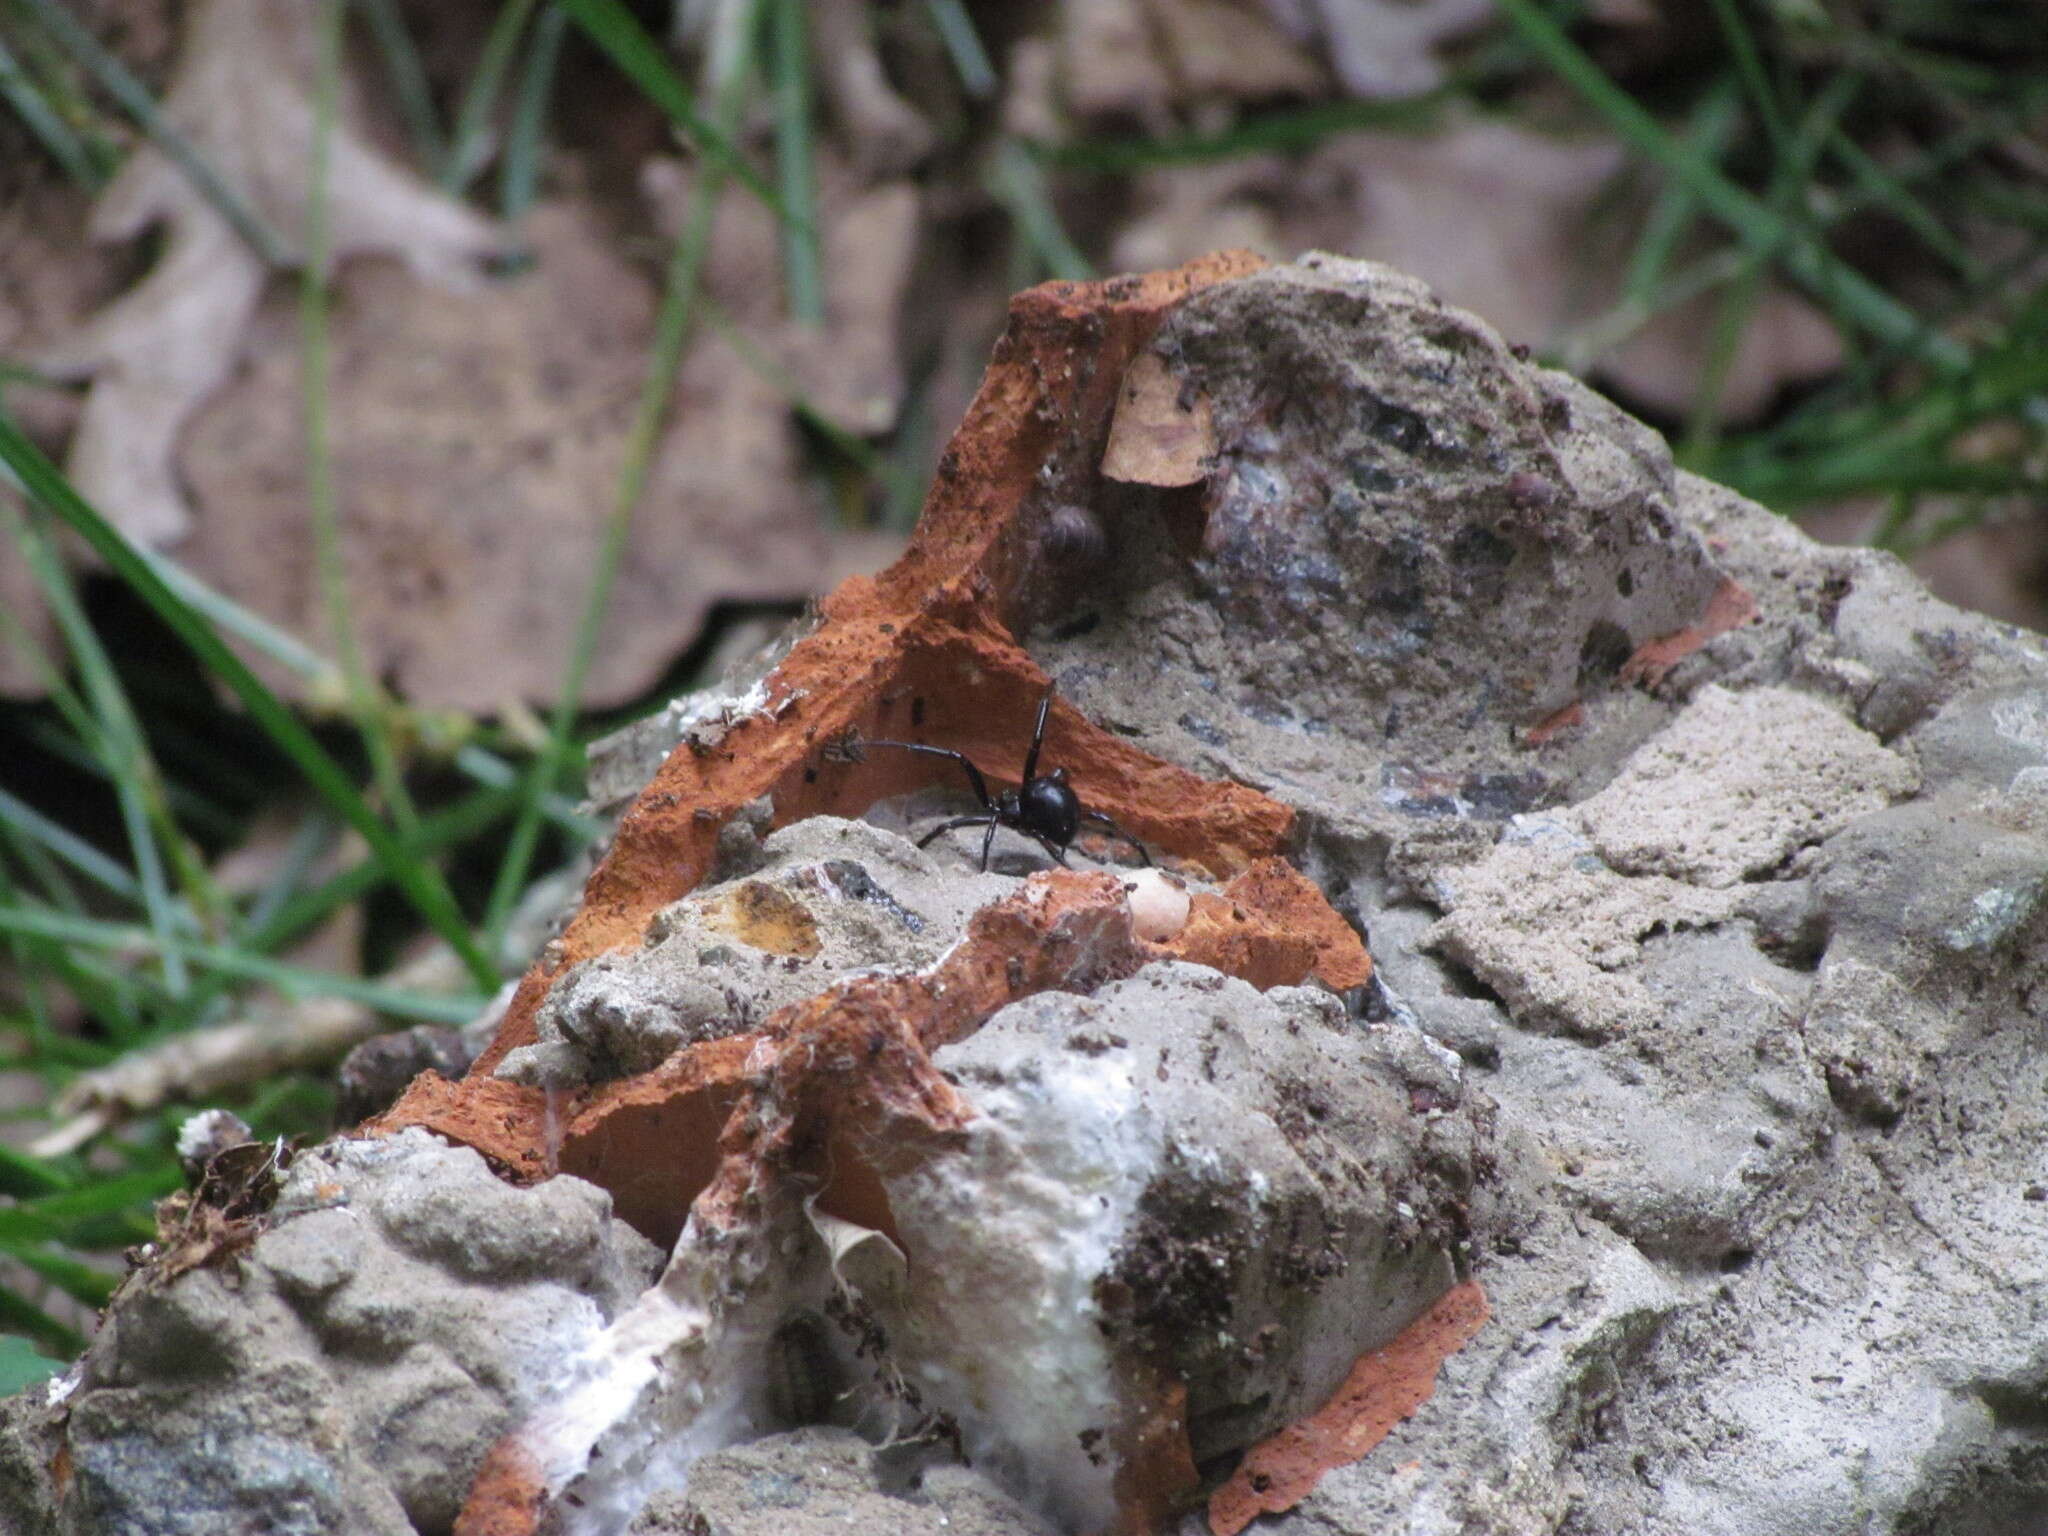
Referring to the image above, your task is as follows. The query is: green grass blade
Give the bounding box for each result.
[989,140,1091,282]
[0,1336,67,1393]
[1490,0,1967,372]
[130,546,590,837]
[499,2,567,222]
[0,785,142,903]
[443,0,540,193]
[0,854,66,1059]
[0,1239,115,1308]
[134,544,334,682]
[0,815,87,919]
[769,0,823,324]
[0,1285,83,1360]
[480,5,759,951]
[1826,127,1979,281]
[101,547,591,837]
[0,1167,178,1242]
[0,412,497,989]
[1703,0,1791,161]
[1621,78,1740,309]
[1681,71,1858,459]
[0,1142,72,1201]
[452,745,600,839]
[304,0,421,844]
[557,0,789,220]
[238,811,338,937]
[0,864,148,1045]
[352,0,448,169]
[1044,94,1449,174]
[12,508,197,1000]
[0,903,487,1024]
[17,0,292,265]
[14,716,235,843]
[702,298,880,474]
[186,784,516,1021]
[0,31,107,187]
[923,0,996,98]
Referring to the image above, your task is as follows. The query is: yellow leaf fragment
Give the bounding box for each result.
[1101,351,1217,487]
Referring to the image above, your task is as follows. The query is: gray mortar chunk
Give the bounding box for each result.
[1576,684,1918,887]
[1033,253,1729,842]
[23,1130,660,1536]
[497,818,1015,1090]
[848,961,1491,1532]
[1807,798,2048,970]
[1801,955,1935,1124]
[1421,815,1740,1041]
[624,1427,1059,1536]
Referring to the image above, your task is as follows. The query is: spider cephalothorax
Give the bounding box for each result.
[856,685,1149,872]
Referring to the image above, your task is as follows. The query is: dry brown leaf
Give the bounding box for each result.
[643,146,921,438]
[1802,501,2048,634]
[171,194,892,712]
[1101,351,1218,486]
[1142,0,1328,101]
[1110,120,1843,421]
[810,0,937,179]
[1258,0,1495,98]
[1056,0,1326,125]
[1060,0,1179,125]
[32,0,505,548]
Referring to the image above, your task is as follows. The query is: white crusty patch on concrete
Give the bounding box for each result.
[1577,685,1919,888]
[1424,818,1739,1039]
[879,1046,1163,1533]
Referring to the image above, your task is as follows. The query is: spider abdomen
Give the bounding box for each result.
[1019,770,1080,845]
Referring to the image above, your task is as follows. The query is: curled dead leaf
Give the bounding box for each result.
[34,0,505,548]
[1101,351,1218,487]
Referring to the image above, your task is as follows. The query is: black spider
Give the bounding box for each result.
[860,685,1150,872]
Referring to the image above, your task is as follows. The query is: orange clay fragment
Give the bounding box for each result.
[1619,575,1756,688]
[1208,1281,1491,1536]
[450,1439,545,1536]
[1521,698,1586,748]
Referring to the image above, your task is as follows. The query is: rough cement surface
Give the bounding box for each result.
[10,255,2048,1536]
[1013,256,2048,1534]
[865,962,1487,1527]
[496,816,1019,1090]
[1575,683,1919,886]
[0,1130,662,1536]
[624,1427,1060,1535]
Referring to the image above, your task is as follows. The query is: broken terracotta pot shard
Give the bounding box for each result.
[1208,1280,1492,1536]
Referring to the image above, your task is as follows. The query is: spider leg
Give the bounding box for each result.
[1031,834,1072,868]
[865,740,994,809]
[1080,809,1152,866]
[980,817,1001,872]
[916,814,998,851]
[1020,683,1056,784]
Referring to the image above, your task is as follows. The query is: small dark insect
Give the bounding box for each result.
[863,684,1150,872]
